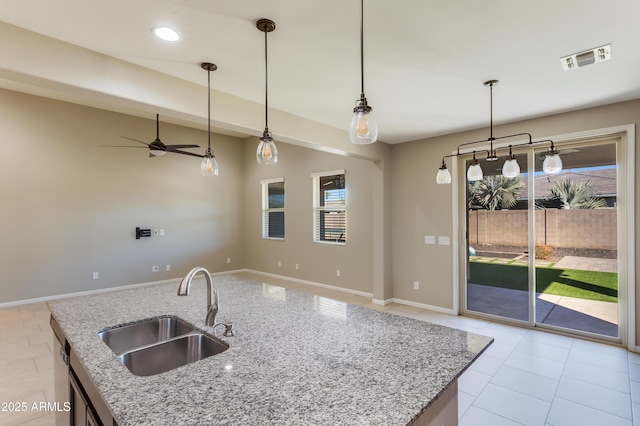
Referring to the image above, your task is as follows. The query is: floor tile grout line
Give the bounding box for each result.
[551,395,634,422]
[483,379,559,406]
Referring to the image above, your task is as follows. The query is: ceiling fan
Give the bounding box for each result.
[105,114,203,158]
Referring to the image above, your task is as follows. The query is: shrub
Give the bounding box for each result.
[536,245,553,260]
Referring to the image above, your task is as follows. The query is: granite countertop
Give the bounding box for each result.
[48,275,493,425]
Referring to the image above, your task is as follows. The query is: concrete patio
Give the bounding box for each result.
[467,256,619,338]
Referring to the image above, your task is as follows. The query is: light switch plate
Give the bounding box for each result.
[438,236,450,245]
[424,235,436,245]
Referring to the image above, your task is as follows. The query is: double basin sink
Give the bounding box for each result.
[98,316,228,376]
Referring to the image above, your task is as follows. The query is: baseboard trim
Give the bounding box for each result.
[0,268,246,308]
[391,298,456,315]
[242,269,373,298]
[372,298,393,306]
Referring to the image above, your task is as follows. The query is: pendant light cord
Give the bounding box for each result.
[489,82,493,141]
[264,29,269,131]
[359,0,365,97]
[207,69,211,151]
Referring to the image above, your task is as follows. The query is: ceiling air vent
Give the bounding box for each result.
[561,44,611,71]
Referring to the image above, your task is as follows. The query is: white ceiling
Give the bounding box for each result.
[2,0,640,144]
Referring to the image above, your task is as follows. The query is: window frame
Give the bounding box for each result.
[261,177,285,241]
[311,169,346,245]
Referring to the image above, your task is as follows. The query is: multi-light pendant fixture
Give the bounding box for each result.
[200,62,220,176]
[256,18,278,165]
[436,80,563,184]
[349,0,377,144]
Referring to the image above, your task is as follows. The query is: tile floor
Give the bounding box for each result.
[0,302,55,425]
[1,271,638,426]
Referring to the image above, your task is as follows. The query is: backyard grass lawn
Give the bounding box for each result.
[469,261,618,303]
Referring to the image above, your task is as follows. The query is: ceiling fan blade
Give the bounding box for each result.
[166,144,200,150]
[121,136,152,147]
[171,149,205,158]
[98,145,148,148]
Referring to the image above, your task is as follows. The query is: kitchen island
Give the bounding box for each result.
[48,274,492,425]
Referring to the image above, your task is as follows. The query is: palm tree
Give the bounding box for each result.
[468,175,525,211]
[546,178,607,209]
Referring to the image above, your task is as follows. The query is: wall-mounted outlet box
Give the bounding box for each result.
[227,258,231,264]
[165,265,171,272]
[277,260,282,267]
[92,272,99,280]
[413,281,419,290]
[424,235,436,245]
[295,264,299,270]
[336,269,341,277]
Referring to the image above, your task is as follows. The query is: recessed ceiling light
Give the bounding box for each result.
[560,44,611,71]
[153,26,180,42]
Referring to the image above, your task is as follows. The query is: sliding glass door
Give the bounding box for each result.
[462,139,620,340]
[465,151,530,322]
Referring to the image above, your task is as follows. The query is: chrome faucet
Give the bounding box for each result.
[177,267,219,326]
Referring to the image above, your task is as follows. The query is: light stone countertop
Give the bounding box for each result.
[48,275,493,425]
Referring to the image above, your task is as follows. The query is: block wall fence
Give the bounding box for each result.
[468,209,617,250]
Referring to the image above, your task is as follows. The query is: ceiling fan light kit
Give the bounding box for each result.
[110,114,201,158]
[436,80,562,184]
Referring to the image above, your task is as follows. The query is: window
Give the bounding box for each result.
[312,170,346,244]
[261,178,285,239]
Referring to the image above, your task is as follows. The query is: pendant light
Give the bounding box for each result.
[502,145,521,178]
[436,78,561,184]
[436,158,452,184]
[200,62,219,176]
[466,152,483,182]
[349,0,377,144]
[542,141,563,174]
[256,19,278,165]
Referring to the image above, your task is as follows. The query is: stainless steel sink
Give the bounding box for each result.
[119,333,228,376]
[98,316,194,355]
[98,316,229,376]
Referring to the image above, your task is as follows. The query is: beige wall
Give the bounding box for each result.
[242,139,375,294]
[391,99,638,338]
[0,88,245,303]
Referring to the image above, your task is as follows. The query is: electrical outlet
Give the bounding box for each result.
[278,260,282,267]
[227,258,231,264]
[92,272,99,280]
[336,269,341,277]
[152,265,159,272]
[160,229,165,236]
[295,264,299,270]
[413,281,419,290]
[165,264,171,272]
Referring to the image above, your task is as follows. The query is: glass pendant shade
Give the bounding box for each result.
[436,167,452,185]
[543,152,563,174]
[150,149,166,157]
[256,133,278,165]
[436,159,451,184]
[502,158,520,178]
[200,151,219,176]
[467,159,483,182]
[349,109,377,144]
